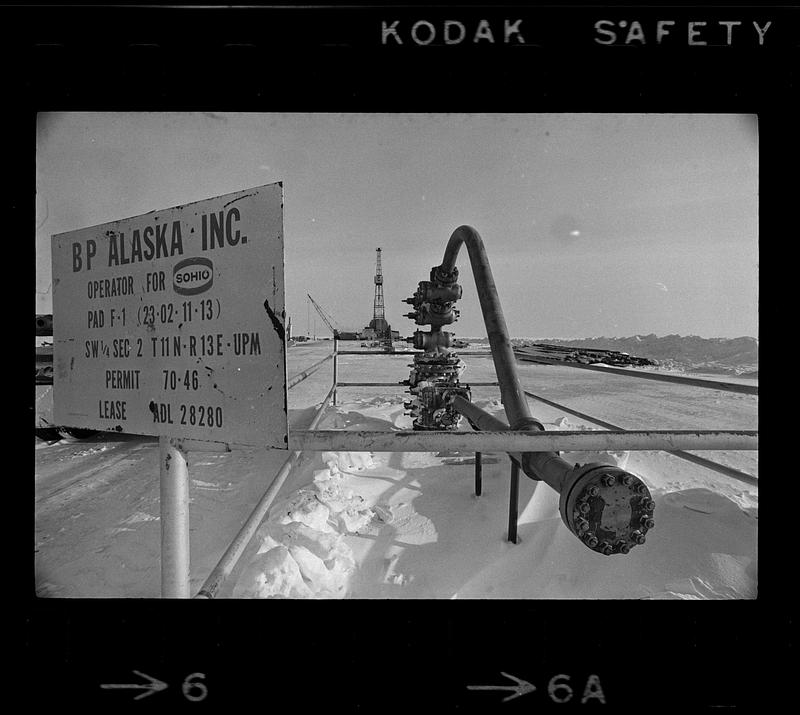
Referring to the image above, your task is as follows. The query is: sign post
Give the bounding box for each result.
[51,183,288,597]
[160,436,190,598]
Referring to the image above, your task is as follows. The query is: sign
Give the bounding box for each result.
[52,183,287,448]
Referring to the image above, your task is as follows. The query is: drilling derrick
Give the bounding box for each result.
[374,248,385,324]
[365,248,392,341]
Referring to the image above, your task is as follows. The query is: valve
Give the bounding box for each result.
[407,329,453,352]
[404,263,469,430]
[408,379,471,430]
[558,464,655,556]
[403,276,463,328]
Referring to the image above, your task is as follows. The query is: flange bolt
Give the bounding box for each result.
[617,541,631,554]
[641,517,655,529]
[584,534,599,548]
[602,475,616,487]
[632,531,646,545]
[587,485,600,497]
[622,475,635,486]
[579,502,591,514]
[641,498,656,511]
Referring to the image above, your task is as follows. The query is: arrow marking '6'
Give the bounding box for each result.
[100,670,168,700]
[467,672,537,702]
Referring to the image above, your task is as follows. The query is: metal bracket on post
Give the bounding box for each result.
[475,451,482,496]
[507,459,520,544]
[333,338,338,406]
[160,436,190,598]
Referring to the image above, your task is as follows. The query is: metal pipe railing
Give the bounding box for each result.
[195,383,335,599]
[522,389,758,487]
[289,428,758,454]
[515,352,758,395]
[336,381,499,387]
[287,351,335,389]
[336,350,492,356]
[336,350,417,355]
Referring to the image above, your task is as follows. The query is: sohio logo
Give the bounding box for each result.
[173,257,214,296]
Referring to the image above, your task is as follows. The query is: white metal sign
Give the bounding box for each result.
[52,183,287,448]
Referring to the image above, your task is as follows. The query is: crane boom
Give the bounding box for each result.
[307,294,339,338]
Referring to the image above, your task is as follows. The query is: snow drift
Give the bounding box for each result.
[231,397,757,599]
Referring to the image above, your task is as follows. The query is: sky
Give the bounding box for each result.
[36,113,758,339]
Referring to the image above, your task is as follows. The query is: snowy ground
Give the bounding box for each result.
[35,341,757,599]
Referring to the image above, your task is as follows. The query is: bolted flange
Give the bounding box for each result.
[559,464,655,556]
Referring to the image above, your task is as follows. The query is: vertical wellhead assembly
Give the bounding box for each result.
[402,263,471,430]
[402,225,656,555]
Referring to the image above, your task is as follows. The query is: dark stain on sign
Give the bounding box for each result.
[264,297,288,434]
[263,298,285,345]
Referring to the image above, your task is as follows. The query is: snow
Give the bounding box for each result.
[35,342,757,599]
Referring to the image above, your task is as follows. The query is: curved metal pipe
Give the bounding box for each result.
[427,226,660,555]
[436,225,578,489]
[437,226,535,432]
